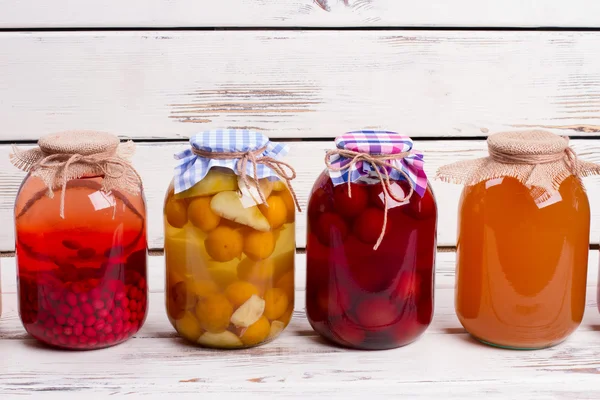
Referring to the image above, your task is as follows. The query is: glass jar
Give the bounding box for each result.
[438,130,598,349]
[456,176,588,349]
[13,131,148,350]
[165,130,297,348]
[306,131,436,350]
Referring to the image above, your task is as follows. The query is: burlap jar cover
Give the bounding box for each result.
[436,130,600,202]
[10,130,142,218]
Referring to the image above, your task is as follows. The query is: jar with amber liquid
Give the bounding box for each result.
[438,130,600,349]
[12,131,148,350]
[306,131,436,350]
[164,130,298,348]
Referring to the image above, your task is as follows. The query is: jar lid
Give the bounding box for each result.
[327,130,428,197]
[173,129,289,195]
[38,130,120,156]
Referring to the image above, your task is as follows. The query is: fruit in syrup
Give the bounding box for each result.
[230,294,266,328]
[210,191,270,231]
[204,226,244,262]
[243,230,275,261]
[188,197,221,232]
[333,184,368,218]
[175,168,238,199]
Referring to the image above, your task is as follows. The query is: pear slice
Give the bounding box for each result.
[175,168,238,199]
[230,294,265,328]
[210,191,270,231]
[272,180,287,192]
[268,320,286,339]
[238,178,274,207]
[197,331,243,348]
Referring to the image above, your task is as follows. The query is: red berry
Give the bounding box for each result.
[58,303,71,315]
[89,288,102,301]
[63,327,73,336]
[389,318,426,346]
[55,315,67,325]
[353,297,399,330]
[315,212,348,247]
[92,299,104,310]
[65,293,78,307]
[120,297,130,309]
[74,323,84,336]
[84,315,96,327]
[81,303,94,315]
[97,309,109,319]
[333,184,368,218]
[129,299,138,311]
[330,317,366,347]
[84,327,96,337]
[352,208,385,244]
[66,317,76,326]
[78,293,89,303]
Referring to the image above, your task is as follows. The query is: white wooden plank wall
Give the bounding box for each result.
[1,31,600,140]
[1,0,600,28]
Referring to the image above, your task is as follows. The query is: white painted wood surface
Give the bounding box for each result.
[1,31,600,141]
[1,252,599,398]
[1,139,599,251]
[1,0,600,28]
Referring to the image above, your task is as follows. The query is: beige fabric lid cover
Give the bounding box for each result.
[10,131,141,214]
[436,130,600,203]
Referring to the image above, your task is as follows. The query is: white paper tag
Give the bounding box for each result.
[88,191,116,211]
[379,182,410,210]
[238,178,264,208]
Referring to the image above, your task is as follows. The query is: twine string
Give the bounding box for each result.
[325,149,415,250]
[192,145,301,211]
[37,152,143,218]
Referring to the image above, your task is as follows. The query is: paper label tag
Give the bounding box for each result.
[88,191,116,211]
[238,178,264,208]
[379,182,410,210]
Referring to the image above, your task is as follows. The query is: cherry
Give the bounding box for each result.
[332,184,368,219]
[315,213,349,247]
[352,297,399,330]
[352,208,385,244]
[308,187,334,223]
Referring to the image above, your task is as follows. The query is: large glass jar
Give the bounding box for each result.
[438,130,599,349]
[306,131,437,350]
[456,176,588,349]
[165,130,296,348]
[13,131,148,350]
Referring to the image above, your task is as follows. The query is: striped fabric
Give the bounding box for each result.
[173,129,289,194]
[328,130,428,197]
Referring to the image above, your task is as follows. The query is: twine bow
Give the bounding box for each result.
[192,145,301,211]
[325,149,415,250]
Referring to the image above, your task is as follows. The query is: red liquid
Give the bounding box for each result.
[305,172,437,350]
[15,177,148,350]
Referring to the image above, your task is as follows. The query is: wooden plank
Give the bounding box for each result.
[1,0,600,28]
[1,31,600,140]
[1,139,600,251]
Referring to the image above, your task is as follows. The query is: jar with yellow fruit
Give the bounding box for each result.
[164,130,299,348]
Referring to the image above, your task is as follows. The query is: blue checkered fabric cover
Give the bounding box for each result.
[328,130,428,197]
[173,129,289,194]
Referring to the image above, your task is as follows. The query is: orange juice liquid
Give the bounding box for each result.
[456,176,589,349]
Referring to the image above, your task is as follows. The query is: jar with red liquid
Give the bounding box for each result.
[11,131,148,350]
[306,131,436,350]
